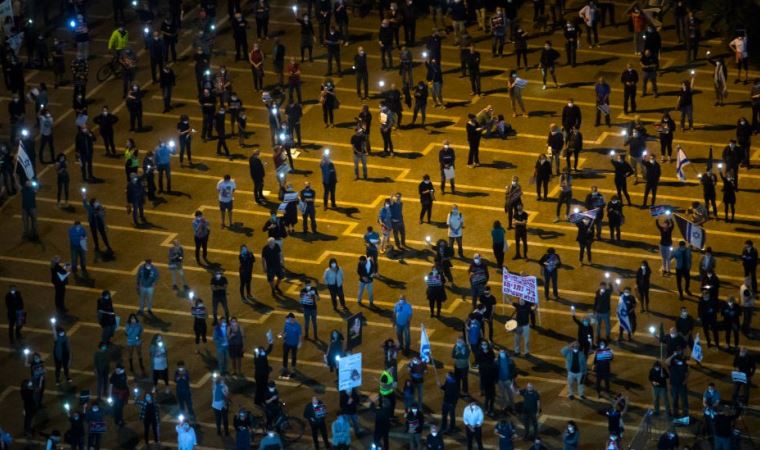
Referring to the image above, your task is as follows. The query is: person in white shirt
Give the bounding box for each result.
[579,1,599,47]
[729,34,749,83]
[216,174,237,229]
[446,205,464,258]
[176,420,197,450]
[463,402,484,450]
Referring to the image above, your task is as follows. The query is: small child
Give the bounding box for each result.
[237,112,247,146]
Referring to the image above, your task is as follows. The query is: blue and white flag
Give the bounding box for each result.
[676,147,690,181]
[419,325,432,364]
[616,298,632,335]
[649,205,673,217]
[15,141,35,181]
[568,207,599,224]
[674,214,706,250]
[691,334,703,363]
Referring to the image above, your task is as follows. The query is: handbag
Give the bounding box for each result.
[443,166,455,180]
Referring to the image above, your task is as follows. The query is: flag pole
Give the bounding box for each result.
[423,323,441,387]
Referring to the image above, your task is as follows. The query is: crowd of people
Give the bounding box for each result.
[1,0,760,449]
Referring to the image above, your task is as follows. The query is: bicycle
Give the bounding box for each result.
[252,402,305,445]
[96,56,123,82]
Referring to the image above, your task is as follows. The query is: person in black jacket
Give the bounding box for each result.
[439,371,460,432]
[425,425,444,449]
[354,47,368,99]
[215,107,229,157]
[249,150,266,204]
[239,244,255,301]
[411,81,428,127]
[610,153,633,206]
[534,154,552,200]
[159,66,175,113]
[621,63,639,114]
[126,83,144,132]
[576,218,594,264]
[5,285,23,343]
[642,154,661,207]
[606,195,624,241]
[571,310,594,355]
[466,114,483,166]
[719,165,737,222]
[93,106,118,157]
[147,31,165,83]
[658,113,675,162]
[561,99,582,136]
[126,174,147,225]
[636,260,651,312]
[303,396,330,449]
[75,126,95,181]
[438,141,455,194]
[564,21,579,67]
[565,127,583,172]
[467,44,481,96]
[539,41,560,90]
[700,168,718,218]
[418,175,434,224]
[379,19,394,69]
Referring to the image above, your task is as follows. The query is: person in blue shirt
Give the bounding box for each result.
[495,419,516,450]
[136,259,159,315]
[595,76,611,127]
[154,140,173,194]
[670,240,693,299]
[174,361,194,419]
[393,295,413,355]
[68,220,88,276]
[280,313,302,378]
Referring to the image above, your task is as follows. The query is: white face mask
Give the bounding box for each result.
[474,258,481,264]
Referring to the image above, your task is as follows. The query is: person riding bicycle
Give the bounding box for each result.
[263,381,283,429]
[108,24,129,59]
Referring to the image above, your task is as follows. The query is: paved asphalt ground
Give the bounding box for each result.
[1,0,759,448]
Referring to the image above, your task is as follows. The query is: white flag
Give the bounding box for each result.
[420,325,432,364]
[691,334,703,363]
[16,141,35,181]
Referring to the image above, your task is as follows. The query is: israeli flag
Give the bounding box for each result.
[616,297,632,335]
[16,141,35,181]
[691,334,703,363]
[676,147,690,181]
[420,325,432,364]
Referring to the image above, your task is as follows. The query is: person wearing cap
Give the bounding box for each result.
[136,259,159,315]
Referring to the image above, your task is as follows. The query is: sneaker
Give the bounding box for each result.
[542,84,547,90]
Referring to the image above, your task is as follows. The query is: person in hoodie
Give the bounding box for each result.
[562,421,580,450]
[426,424,444,449]
[405,402,424,449]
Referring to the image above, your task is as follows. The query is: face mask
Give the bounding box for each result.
[330,263,337,268]
[582,320,589,326]
[92,407,99,412]
[411,408,418,413]
[10,289,15,294]
[670,333,677,338]
[511,181,517,185]
[145,265,152,270]
[568,102,573,107]
[431,431,438,436]
[600,288,605,293]
[474,258,481,264]
[600,343,606,349]
[59,332,65,336]
[568,426,575,433]
[215,274,221,279]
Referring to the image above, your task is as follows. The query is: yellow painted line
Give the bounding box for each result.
[0,255,138,276]
[0,276,108,293]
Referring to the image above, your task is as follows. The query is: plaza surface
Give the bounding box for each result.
[1,0,759,448]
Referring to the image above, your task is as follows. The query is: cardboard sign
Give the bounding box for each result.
[338,353,362,392]
[502,271,539,304]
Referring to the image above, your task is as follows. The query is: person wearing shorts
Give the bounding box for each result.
[216,174,236,228]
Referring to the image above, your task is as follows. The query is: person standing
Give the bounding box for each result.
[642,153,661,207]
[535,154,552,200]
[50,256,70,316]
[594,76,611,127]
[463,402,484,450]
[393,295,413,355]
[68,221,88,276]
[594,281,612,342]
[299,279,320,341]
[237,245,255,302]
[467,45,481,96]
[722,297,742,350]
[5,286,23,343]
[505,176,523,229]
[685,11,700,62]
[323,258,346,310]
[677,77,696,131]
[93,106,118,157]
[491,220,507,271]
[640,49,659,97]
[561,341,586,399]
[418,175,435,224]
[539,41,560,90]
[425,265,446,318]
[280,313,302,378]
[262,238,284,296]
[538,248,561,301]
[593,339,613,396]
[211,376,230,436]
[666,349,689,418]
[75,126,95,182]
[621,63,638,114]
[741,240,758,295]
[513,204,529,259]
[466,114,483,167]
[446,205,464,256]
[579,1,599,47]
[512,298,533,356]
[248,151,266,204]
[325,25,343,77]
[468,254,489,303]
[320,154,337,210]
[136,259,159,315]
[671,240,693,299]
[514,383,541,441]
[564,20,579,67]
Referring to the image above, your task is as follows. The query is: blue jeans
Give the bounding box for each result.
[358,281,374,304]
[714,436,731,450]
[679,104,693,129]
[303,308,318,339]
[177,391,195,417]
[396,323,411,352]
[595,313,611,341]
[70,244,86,272]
